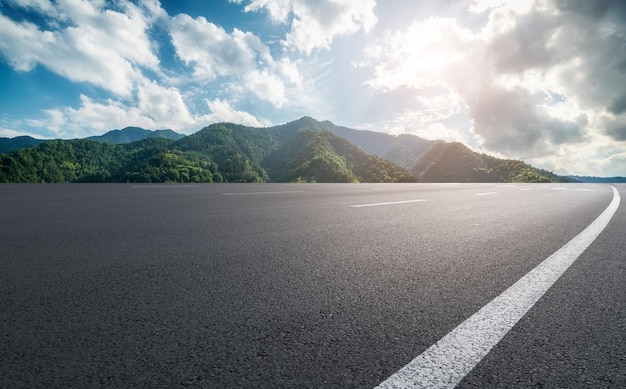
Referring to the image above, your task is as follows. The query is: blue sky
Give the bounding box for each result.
[1,0,625,176]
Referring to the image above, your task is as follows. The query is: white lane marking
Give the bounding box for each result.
[376,186,620,389]
[551,187,596,192]
[351,199,427,208]
[222,191,304,196]
[520,188,532,191]
[475,192,498,196]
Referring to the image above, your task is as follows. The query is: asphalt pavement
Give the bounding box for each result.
[1,183,624,388]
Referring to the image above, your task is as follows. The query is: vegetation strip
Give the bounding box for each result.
[375,186,620,389]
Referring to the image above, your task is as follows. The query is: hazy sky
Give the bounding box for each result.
[1,0,625,176]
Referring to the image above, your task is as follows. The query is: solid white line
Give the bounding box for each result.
[475,192,498,196]
[221,190,304,195]
[351,199,427,208]
[376,186,620,389]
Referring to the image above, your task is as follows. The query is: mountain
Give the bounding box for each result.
[0,119,417,183]
[173,121,417,183]
[86,126,184,143]
[0,117,572,184]
[280,117,433,168]
[412,141,573,183]
[263,129,417,183]
[0,136,48,154]
[0,127,184,155]
[566,176,626,183]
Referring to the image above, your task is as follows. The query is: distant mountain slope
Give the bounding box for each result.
[86,126,184,143]
[412,141,573,183]
[0,136,48,154]
[0,127,184,154]
[293,117,433,168]
[567,176,626,183]
[380,134,432,168]
[0,117,574,183]
[173,121,417,183]
[0,119,417,183]
[263,129,417,183]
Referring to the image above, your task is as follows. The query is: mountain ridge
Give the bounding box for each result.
[0,117,576,183]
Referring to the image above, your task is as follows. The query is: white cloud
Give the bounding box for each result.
[359,1,626,176]
[170,15,260,79]
[136,80,197,129]
[169,13,302,109]
[20,88,214,139]
[48,95,156,138]
[244,70,286,108]
[0,0,161,97]
[205,98,265,127]
[235,0,377,54]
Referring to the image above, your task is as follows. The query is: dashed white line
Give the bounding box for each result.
[375,186,620,389]
[551,187,596,192]
[474,192,498,196]
[350,199,427,208]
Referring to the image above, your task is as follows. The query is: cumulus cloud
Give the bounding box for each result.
[170,14,265,79]
[169,13,302,109]
[205,98,265,127]
[234,0,377,54]
[22,86,212,139]
[360,0,626,169]
[0,0,161,97]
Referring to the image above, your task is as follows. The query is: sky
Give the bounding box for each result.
[0,0,625,177]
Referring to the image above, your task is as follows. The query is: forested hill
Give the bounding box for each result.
[0,136,48,154]
[412,141,574,183]
[0,120,418,183]
[0,117,570,183]
[86,127,184,143]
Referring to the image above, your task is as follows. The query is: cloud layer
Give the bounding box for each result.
[359,0,626,175]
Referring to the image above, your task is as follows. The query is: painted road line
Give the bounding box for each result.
[222,191,304,195]
[552,188,596,192]
[475,192,498,196]
[350,199,427,208]
[376,186,620,389]
[520,188,532,191]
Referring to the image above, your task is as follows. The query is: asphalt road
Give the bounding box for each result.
[1,183,624,388]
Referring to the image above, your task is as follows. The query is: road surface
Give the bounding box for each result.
[1,183,624,388]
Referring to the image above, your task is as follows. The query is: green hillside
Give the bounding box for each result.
[264,129,417,183]
[0,136,48,154]
[0,138,221,183]
[412,141,572,183]
[0,117,572,184]
[0,120,417,183]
